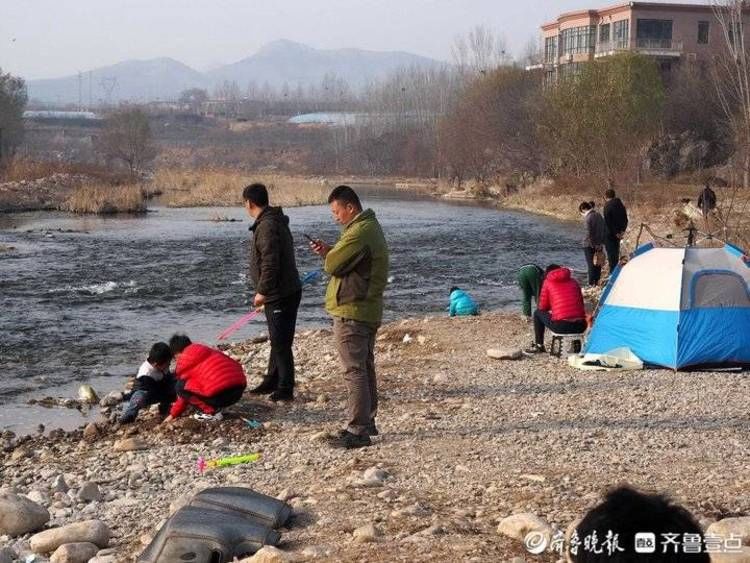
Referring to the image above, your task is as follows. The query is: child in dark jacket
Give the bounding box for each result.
[448,287,479,317]
[119,342,176,424]
[162,334,247,422]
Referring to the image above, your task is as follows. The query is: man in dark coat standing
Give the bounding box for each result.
[603,187,629,275]
[244,183,302,402]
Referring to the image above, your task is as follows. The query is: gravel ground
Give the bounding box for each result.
[2,312,749,562]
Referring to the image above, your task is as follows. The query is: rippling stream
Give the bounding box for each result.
[0,191,583,432]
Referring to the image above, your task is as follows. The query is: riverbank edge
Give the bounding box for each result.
[0,173,439,214]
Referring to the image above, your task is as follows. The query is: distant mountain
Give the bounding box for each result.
[206,39,443,89]
[26,41,444,105]
[27,58,207,105]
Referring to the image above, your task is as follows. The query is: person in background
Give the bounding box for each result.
[448,286,479,317]
[517,264,544,321]
[161,334,247,422]
[570,485,709,562]
[243,183,302,403]
[603,186,628,275]
[119,342,175,424]
[579,201,606,287]
[526,264,586,353]
[697,182,717,228]
[309,185,389,450]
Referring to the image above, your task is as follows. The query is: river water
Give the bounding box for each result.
[0,192,583,433]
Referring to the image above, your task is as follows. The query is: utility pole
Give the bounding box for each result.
[89,71,93,110]
[78,71,83,111]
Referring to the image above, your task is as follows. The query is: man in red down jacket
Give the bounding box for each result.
[526,265,587,354]
[162,334,247,422]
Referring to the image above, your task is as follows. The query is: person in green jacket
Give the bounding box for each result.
[517,264,544,321]
[309,185,389,450]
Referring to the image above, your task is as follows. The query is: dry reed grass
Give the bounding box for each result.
[503,177,750,251]
[0,157,129,184]
[62,184,146,214]
[155,168,330,208]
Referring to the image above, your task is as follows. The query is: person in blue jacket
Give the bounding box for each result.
[448,286,479,317]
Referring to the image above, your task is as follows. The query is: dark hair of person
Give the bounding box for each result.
[242,183,269,207]
[147,342,172,365]
[450,286,459,294]
[545,264,561,275]
[169,334,192,354]
[605,189,616,199]
[579,201,595,212]
[570,485,709,563]
[328,185,362,210]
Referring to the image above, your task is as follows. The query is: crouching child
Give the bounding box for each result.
[119,342,176,424]
[448,286,479,317]
[162,334,247,423]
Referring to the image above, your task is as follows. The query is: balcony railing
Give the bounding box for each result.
[595,40,630,54]
[635,38,684,52]
[594,38,684,56]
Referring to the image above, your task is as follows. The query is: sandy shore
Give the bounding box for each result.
[2,312,749,562]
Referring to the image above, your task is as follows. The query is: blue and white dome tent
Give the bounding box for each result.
[585,243,750,369]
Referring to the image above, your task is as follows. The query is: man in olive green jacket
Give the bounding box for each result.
[310,185,389,449]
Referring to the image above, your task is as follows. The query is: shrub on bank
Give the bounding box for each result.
[62,184,146,214]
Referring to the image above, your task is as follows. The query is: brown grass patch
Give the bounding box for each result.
[502,177,750,251]
[62,184,146,214]
[154,168,329,208]
[0,157,130,184]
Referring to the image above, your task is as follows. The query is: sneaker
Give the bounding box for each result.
[337,424,378,437]
[524,343,546,354]
[193,412,223,422]
[249,382,276,395]
[269,390,294,402]
[328,431,371,450]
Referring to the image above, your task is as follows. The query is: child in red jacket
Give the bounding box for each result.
[162,334,247,422]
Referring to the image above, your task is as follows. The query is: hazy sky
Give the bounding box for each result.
[1,0,708,80]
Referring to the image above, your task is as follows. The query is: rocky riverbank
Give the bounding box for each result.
[3,313,750,562]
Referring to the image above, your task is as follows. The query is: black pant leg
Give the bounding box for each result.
[203,385,245,411]
[605,236,620,274]
[584,247,601,286]
[533,310,552,345]
[266,291,302,392]
[155,374,177,415]
[263,310,279,388]
[548,318,588,334]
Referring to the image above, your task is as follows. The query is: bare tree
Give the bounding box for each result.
[0,68,27,163]
[96,107,157,175]
[452,26,509,78]
[519,36,542,68]
[178,88,208,114]
[711,1,750,188]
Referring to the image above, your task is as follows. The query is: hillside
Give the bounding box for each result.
[27,58,207,105]
[206,39,443,89]
[26,40,444,105]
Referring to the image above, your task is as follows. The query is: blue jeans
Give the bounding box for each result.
[120,375,175,422]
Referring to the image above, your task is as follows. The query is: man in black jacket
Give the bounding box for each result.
[244,183,302,402]
[603,188,628,275]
